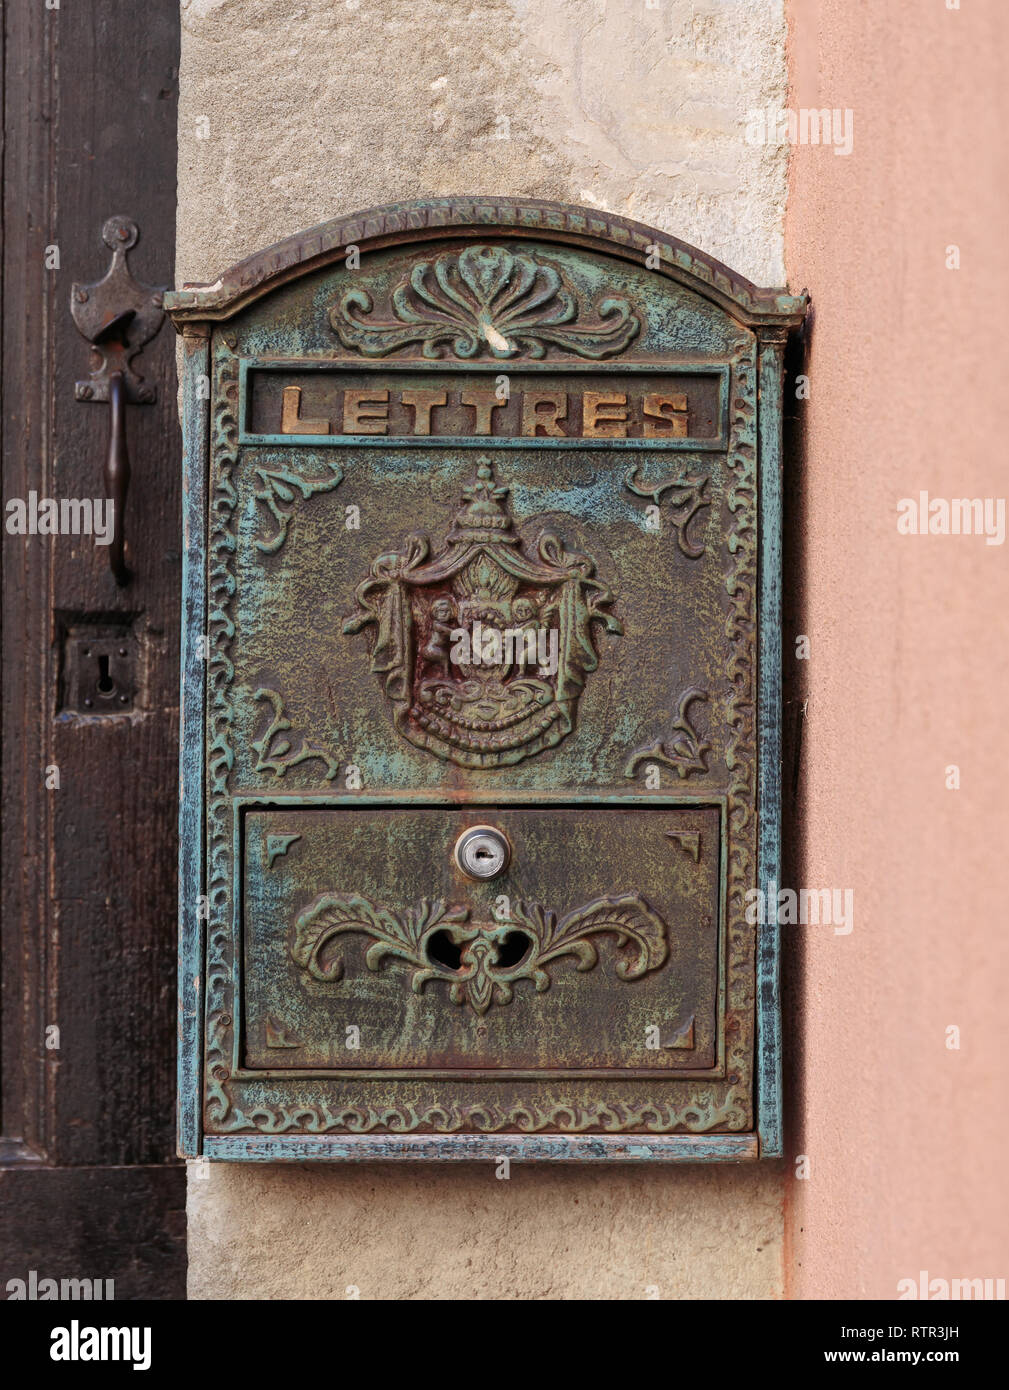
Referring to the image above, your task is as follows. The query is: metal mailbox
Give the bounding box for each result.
[167,198,806,1161]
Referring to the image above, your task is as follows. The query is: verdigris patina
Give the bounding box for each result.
[167,197,806,1162]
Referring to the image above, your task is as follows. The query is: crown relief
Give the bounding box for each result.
[343,460,621,768]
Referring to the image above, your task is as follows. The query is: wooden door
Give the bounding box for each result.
[1,0,185,1298]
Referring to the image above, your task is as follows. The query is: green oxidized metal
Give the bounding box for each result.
[168,197,806,1162]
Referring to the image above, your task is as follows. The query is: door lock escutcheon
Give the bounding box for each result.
[61,624,137,714]
[454,826,511,881]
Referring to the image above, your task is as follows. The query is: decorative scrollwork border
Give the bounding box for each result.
[721,331,758,1125]
[204,1095,747,1137]
[205,343,240,1128]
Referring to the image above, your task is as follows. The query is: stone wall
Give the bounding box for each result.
[178,0,791,1300]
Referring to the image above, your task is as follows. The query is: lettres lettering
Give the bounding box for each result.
[521,390,567,436]
[583,391,627,438]
[342,389,389,434]
[281,385,330,435]
[400,389,446,435]
[460,389,504,435]
[642,392,688,437]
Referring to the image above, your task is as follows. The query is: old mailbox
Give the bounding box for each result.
[167,198,806,1161]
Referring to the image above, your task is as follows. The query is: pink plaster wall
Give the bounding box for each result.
[783,0,1009,1298]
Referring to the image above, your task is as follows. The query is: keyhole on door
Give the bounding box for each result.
[61,626,136,713]
[96,653,116,698]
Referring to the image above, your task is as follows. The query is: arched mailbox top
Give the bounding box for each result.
[165,196,807,330]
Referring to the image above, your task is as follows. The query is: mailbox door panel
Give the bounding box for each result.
[170,201,804,1157]
[241,805,722,1072]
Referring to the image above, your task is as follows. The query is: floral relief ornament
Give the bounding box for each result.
[329,244,641,359]
[292,891,669,1016]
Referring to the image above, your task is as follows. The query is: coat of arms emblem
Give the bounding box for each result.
[344,461,622,767]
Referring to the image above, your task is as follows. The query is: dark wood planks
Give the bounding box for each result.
[2,0,186,1296]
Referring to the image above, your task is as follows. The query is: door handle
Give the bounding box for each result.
[71,216,166,587]
[104,368,131,586]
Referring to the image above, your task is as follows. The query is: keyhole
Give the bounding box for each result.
[96,653,116,698]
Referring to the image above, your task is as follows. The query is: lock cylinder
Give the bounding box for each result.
[454,825,511,880]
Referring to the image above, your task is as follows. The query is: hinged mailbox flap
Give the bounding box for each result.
[168,198,806,1162]
[243,805,721,1071]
